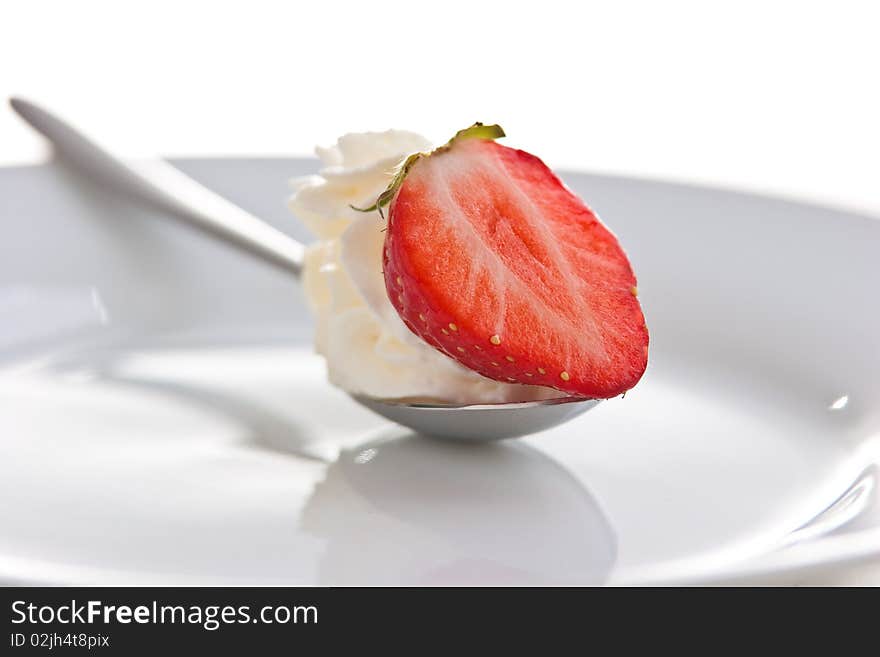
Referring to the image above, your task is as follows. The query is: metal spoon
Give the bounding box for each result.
[8,97,601,440]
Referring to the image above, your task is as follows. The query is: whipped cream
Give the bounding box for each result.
[289,130,557,404]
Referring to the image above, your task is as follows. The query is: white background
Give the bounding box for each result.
[2,0,878,216]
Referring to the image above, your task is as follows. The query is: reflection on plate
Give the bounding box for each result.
[305,432,616,585]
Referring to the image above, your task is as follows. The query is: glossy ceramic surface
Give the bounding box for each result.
[1,158,878,584]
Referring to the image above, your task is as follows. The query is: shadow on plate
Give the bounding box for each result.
[48,356,335,463]
[47,353,617,584]
[302,433,617,585]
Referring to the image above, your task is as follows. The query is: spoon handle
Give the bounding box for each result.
[9,97,304,277]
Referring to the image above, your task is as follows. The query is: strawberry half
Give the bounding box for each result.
[357,124,648,399]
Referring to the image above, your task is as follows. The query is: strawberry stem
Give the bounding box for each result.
[448,122,506,144]
[351,122,505,217]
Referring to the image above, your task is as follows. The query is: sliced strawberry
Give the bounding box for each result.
[362,124,648,399]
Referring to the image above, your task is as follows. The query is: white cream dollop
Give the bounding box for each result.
[289,130,557,404]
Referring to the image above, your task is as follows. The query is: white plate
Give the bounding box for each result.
[1,158,878,585]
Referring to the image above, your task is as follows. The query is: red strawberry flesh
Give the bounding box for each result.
[382,136,648,399]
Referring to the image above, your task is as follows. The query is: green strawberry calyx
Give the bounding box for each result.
[351,122,505,217]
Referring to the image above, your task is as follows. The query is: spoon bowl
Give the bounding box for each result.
[353,395,601,441]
